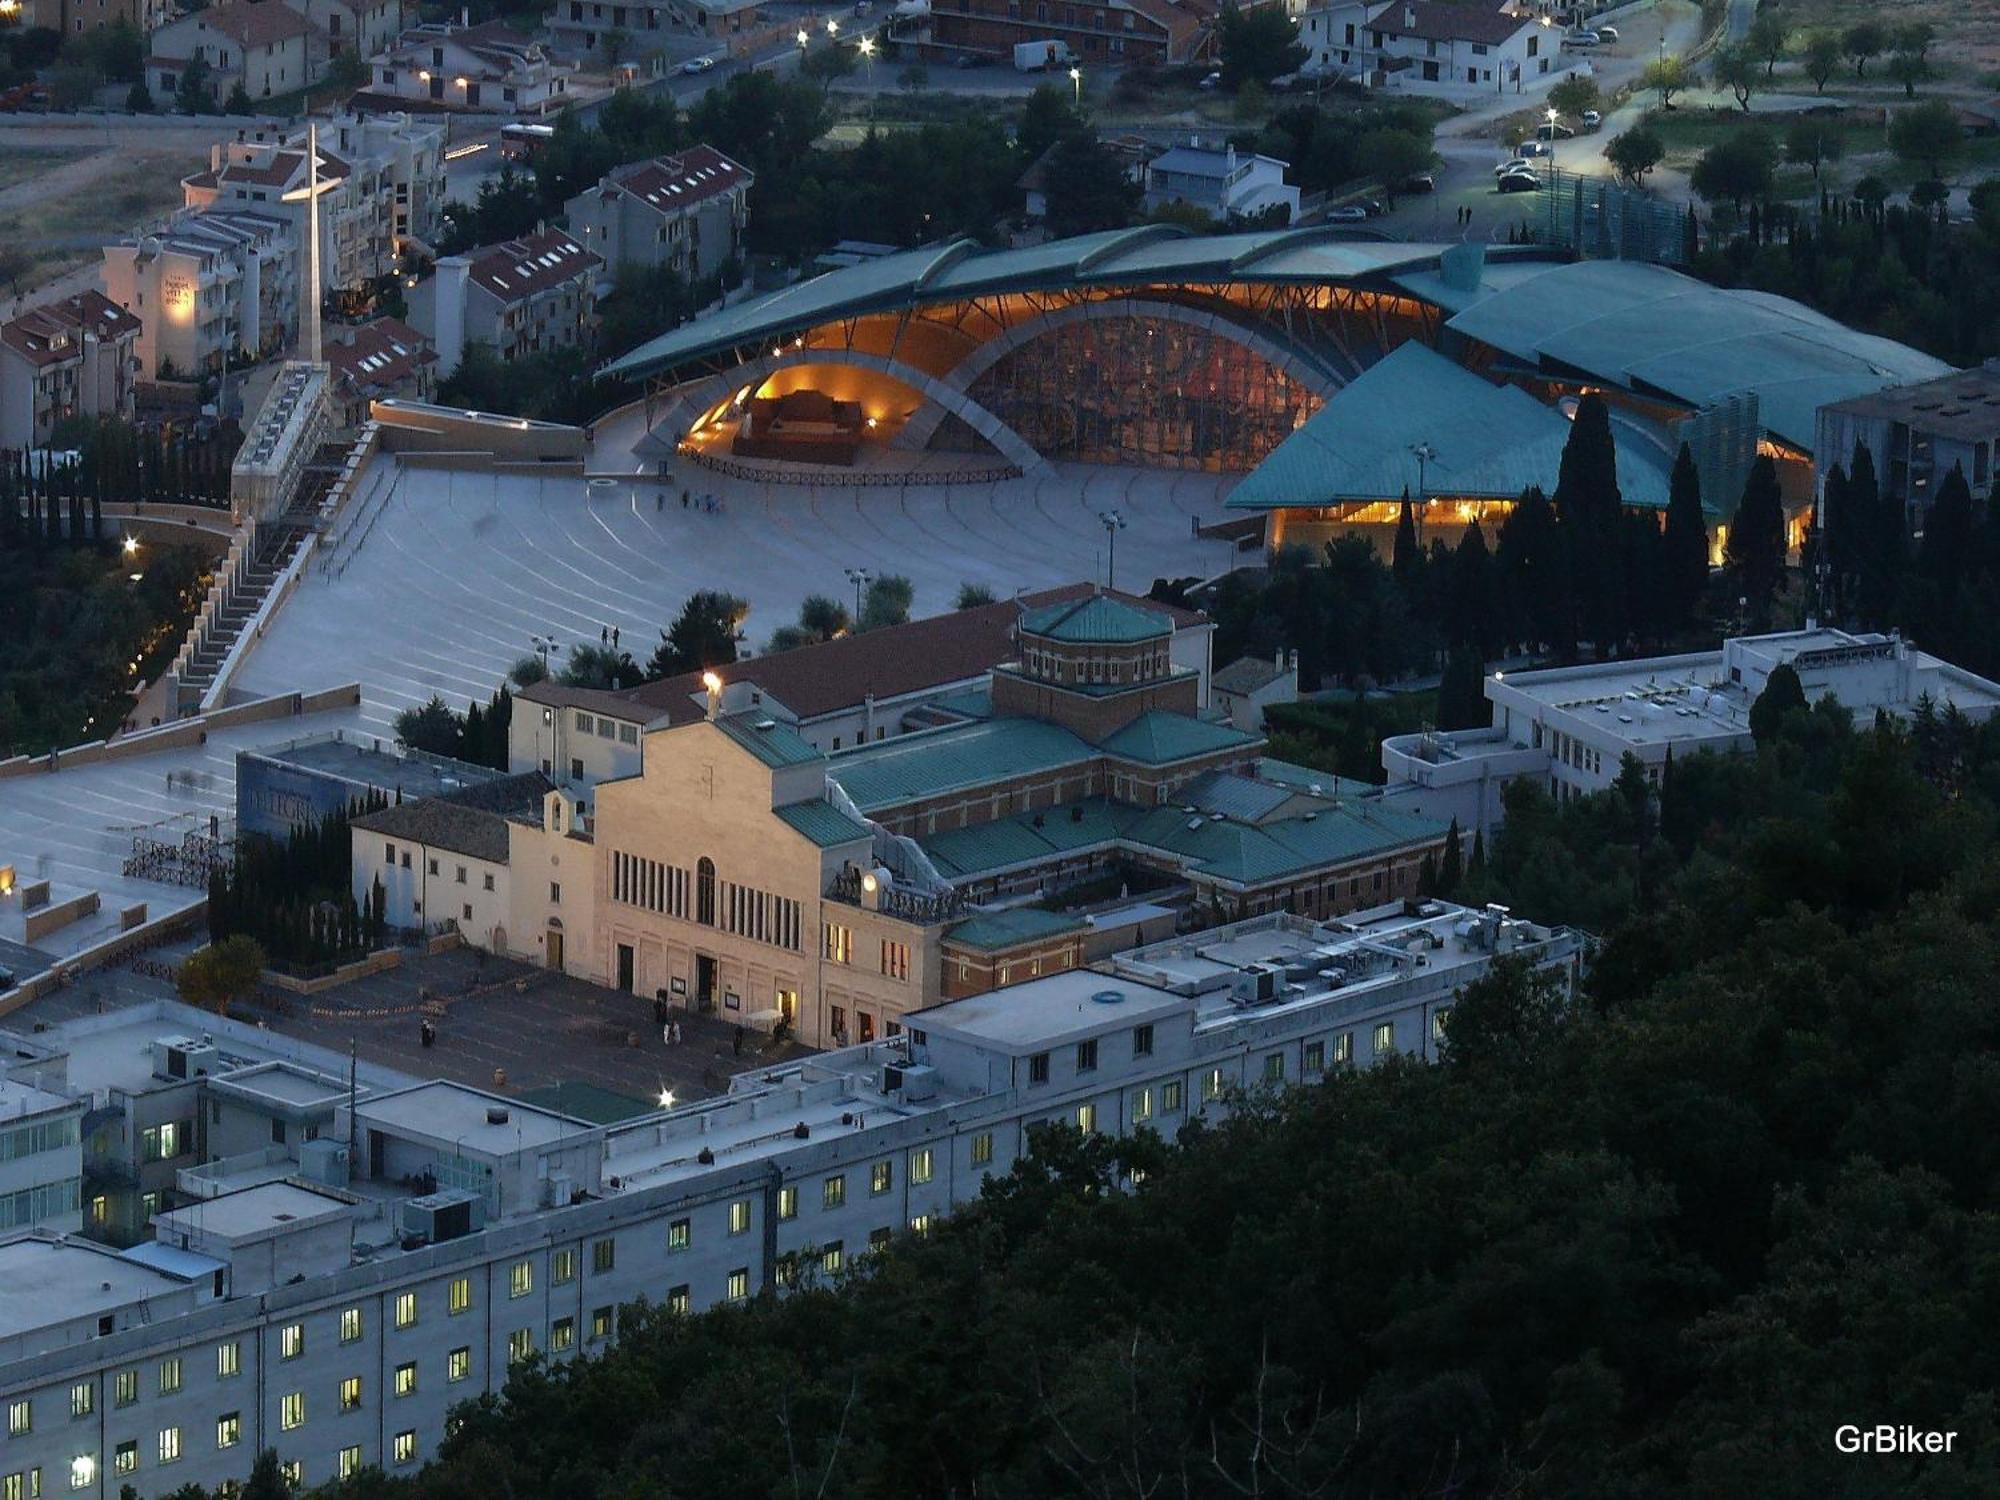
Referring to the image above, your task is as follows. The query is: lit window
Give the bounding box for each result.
[1201,1068,1224,1102]
[509,1260,534,1298]
[216,1412,240,1449]
[1334,1032,1353,1065]
[1163,1080,1184,1112]
[508,1328,534,1364]
[1304,1041,1325,1073]
[1373,1022,1395,1055]
[728,1199,751,1234]
[870,1161,892,1195]
[281,1460,302,1486]
[667,1285,690,1315]
[822,1175,845,1209]
[909,1214,932,1237]
[551,1248,576,1285]
[1432,1008,1452,1041]
[159,1356,182,1394]
[668,1217,691,1250]
[280,1323,304,1360]
[725,1268,749,1302]
[339,1445,363,1480]
[909,1147,933,1185]
[217,1341,240,1378]
[158,1426,181,1464]
[339,1307,363,1344]
[69,1384,92,1420]
[970,1132,993,1166]
[394,1362,417,1398]
[394,1292,417,1329]
[593,1238,616,1274]
[446,1348,471,1383]
[113,1443,137,1476]
[281,1392,304,1430]
[1076,1102,1096,1134]
[1262,1052,1284,1083]
[777,1185,798,1220]
[1133,1086,1153,1122]
[821,1241,844,1276]
[339,1377,362,1412]
[68,1454,94,1490]
[114,1372,137,1408]
[394,1430,418,1465]
[7,1401,27,1436]
[551,1317,575,1352]
[449,1277,471,1315]
[590,1307,613,1341]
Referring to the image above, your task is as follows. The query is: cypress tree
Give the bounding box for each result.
[1850,442,1901,627]
[1919,464,1974,597]
[1553,394,1625,656]
[1663,443,1708,633]
[1392,492,1420,586]
[1437,641,1488,732]
[1438,818,1464,893]
[1727,454,1787,626]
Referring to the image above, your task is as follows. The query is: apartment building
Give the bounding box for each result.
[102,212,299,379]
[929,0,1208,67]
[149,2,318,106]
[1302,0,1551,91]
[23,0,172,39]
[1816,361,2000,534]
[0,900,1579,1498]
[431,228,601,378]
[276,0,406,69]
[1141,141,1299,223]
[0,292,142,452]
[563,147,753,288]
[325,317,438,426]
[546,0,761,52]
[367,19,573,113]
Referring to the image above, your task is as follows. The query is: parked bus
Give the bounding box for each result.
[499,122,556,163]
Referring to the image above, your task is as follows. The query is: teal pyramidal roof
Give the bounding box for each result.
[774,798,873,847]
[715,712,823,769]
[1227,342,1674,513]
[1020,593,1173,644]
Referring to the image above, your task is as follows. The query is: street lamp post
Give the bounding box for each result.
[1098,510,1126,589]
[1069,65,1082,109]
[846,566,874,621]
[859,36,876,120]
[1409,442,1437,541]
[797,27,809,66]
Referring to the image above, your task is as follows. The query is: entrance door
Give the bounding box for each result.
[547,927,565,970]
[695,954,716,1012]
[428,74,443,100]
[616,943,635,992]
[465,82,481,107]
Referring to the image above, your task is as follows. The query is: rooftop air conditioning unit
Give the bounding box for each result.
[153,1038,220,1081]
[399,1188,484,1245]
[896,1064,938,1103]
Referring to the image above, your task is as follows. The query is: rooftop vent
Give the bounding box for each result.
[1090,989,1126,1005]
[485,1106,508,1125]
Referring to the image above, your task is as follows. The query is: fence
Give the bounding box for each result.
[682,447,1023,488]
[1532,164,1690,265]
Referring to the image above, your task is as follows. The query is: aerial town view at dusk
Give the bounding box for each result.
[0,0,1997,1489]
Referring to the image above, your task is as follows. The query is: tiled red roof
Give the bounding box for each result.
[599,146,752,215]
[327,317,436,394]
[1368,0,1536,46]
[1,291,142,369]
[189,2,316,49]
[462,228,600,303]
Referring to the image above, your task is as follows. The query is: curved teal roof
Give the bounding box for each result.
[599,228,1559,383]
[1019,593,1171,645]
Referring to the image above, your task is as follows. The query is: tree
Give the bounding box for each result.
[1747,11,1789,77]
[1887,100,1960,182]
[1606,124,1665,186]
[509,654,549,687]
[1042,132,1138,237]
[560,642,643,690]
[1712,45,1760,112]
[1663,442,1708,631]
[1018,83,1083,166]
[1217,1,1306,87]
[1359,128,1433,206]
[325,48,367,91]
[1783,117,1844,186]
[1894,20,1935,63]
[173,53,212,113]
[1437,642,1487,731]
[1392,494,1420,584]
[1553,395,1624,655]
[1727,454,1786,624]
[1547,75,1599,120]
[1748,661,1806,743]
[1639,54,1691,109]
[798,594,850,641]
[899,64,929,92]
[394,695,463,756]
[1842,20,1886,78]
[177,935,267,1017]
[649,591,745,677]
[125,78,152,112]
[48,62,100,110]
[1690,129,1776,210]
[224,79,253,115]
[1886,48,1927,98]
[956,582,997,609]
[1802,32,1843,92]
[859,574,914,631]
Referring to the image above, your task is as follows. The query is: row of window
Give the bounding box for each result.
[0,1116,77,1163]
[0,1177,79,1232]
[574,710,639,746]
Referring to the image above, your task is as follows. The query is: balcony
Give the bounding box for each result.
[825,868,966,926]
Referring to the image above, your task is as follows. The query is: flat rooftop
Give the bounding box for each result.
[354,1081,593,1154]
[0,1236,190,1337]
[155,1181,352,1243]
[913,969,1193,1053]
[249,733,504,802]
[207,1060,356,1111]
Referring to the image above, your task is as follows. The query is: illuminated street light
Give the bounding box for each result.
[796,27,809,47]
[826,16,839,35]
[1069,65,1082,108]
[657,1089,676,1109]
[122,535,139,556]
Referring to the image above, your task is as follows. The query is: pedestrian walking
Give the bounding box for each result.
[663,1022,672,1047]
[420,1018,435,1049]
[656,491,664,511]
[733,1024,744,1057]
[601,625,609,644]
[671,1020,682,1046]
[612,627,620,649]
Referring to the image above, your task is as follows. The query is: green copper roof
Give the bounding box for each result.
[774,798,873,848]
[1099,711,1262,766]
[1227,341,1674,513]
[714,712,824,769]
[943,907,1089,952]
[828,718,1095,814]
[1254,758,1379,797]
[1019,593,1173,645]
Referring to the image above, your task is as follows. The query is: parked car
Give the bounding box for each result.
[679,54,717,73]
[1581,109,1602,130]
[1401,172,1436,193]
[953,52,982,68]
[1326,204,1370,222]
[1596,25,1620,41]
[1535,120,1576,140]
[1516,139,1552,158]
[1496,169,1541,193]
[1495,156,1533,176]
[1565,30,1601,46]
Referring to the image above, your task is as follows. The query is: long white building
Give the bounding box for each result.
[0,899,1578,1497]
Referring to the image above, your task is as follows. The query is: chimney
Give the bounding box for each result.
[1404,4,1415,26]
[1275,646,1285,669]
[1289,648,1299,673]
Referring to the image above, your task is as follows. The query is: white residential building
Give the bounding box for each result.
[1302,0,1555,93]
[102,212,299,379]
[367,20,573,113]
[1210,650,1299,734]
[1141,141,1300,223]
[349,772,553,946]
[1380,629,2000,835]
[0,899,1579,1497]
[149,1,319,107]
[277,0,406,70]
[0,1081,84,1237]
[563,147,753,287]
[431,228,601,378]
